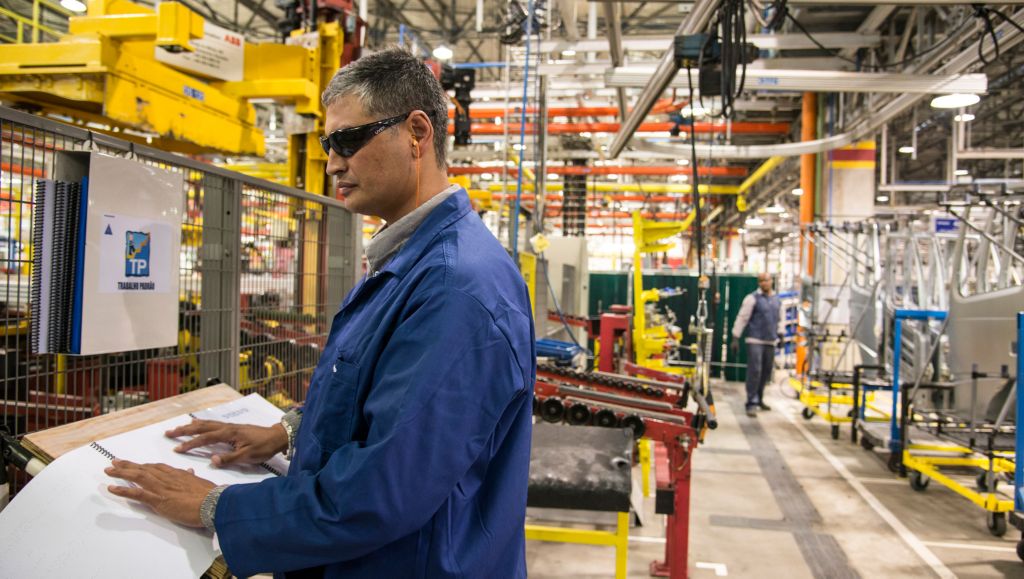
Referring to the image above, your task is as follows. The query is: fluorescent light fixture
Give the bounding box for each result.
[780,212,791,219]
[876,195,890,203]
[561,49,577,57]
[547,173,559,180]
[791,187,804,196]
[954,169,969,176]
[737,228,747,234]
[681,106,707,118]
[898,146,915,154]
[762,204,785,214]
[60,0,86,12]
[745,216,764,226]
[432,45,454,61]
[954,113,975,122]
[676,159,690,166]
[930,93,980,109]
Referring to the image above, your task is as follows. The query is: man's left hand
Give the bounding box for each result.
[105,460,215,528]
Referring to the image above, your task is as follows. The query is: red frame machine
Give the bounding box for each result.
[535,364,716,579]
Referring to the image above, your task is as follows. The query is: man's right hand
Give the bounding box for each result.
[165,419,288,467]
[729,337,740,355]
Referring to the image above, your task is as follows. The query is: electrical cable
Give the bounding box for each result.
[686,65,703,278]
[540,257,591,355]
[698,0,749,120]
[510,0,537,264]
[974,5,1024,65]
[784,9,973,71]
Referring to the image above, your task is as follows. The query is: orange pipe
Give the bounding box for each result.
[448,99,685,119]
[449,165,747,177]
[799,93,816,275]
[797,91,817,378]
[1,162,45,178]
[447,121,791,136]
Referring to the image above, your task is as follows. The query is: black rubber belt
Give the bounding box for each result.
[723,398,861,579]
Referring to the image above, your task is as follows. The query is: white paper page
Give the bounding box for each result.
[0,394,290,577]
[0,443,216,579]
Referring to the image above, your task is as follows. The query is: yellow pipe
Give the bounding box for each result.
[56,354,67,395]
[735,155,784,196]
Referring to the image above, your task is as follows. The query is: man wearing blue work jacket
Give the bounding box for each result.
[105,47,536,578]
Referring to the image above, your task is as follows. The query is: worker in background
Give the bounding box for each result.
[105,47,536,578]
[730,272,785,418]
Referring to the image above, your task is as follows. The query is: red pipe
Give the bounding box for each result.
[447,121,791,136]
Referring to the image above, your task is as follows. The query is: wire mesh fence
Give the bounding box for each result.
[0,106,357,482]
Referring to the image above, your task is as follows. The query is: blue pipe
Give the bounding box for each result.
[1015,312,1023,511]
[510,0,535,264]
[399,25,405,47]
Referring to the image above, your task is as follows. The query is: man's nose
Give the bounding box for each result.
[325,150,348,176]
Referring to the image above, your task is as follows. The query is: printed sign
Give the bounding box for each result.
[99,214,173,293]
[155,22,244,82]
[932,217,959,233]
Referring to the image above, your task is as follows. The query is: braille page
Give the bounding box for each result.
[0,394,289,577]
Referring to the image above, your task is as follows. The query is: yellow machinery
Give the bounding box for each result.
[0,0,357,195]
[630,210,694,375]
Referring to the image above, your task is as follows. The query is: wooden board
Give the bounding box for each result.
[23,384,242,462]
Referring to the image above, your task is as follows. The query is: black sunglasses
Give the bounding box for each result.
[319,110,431,158]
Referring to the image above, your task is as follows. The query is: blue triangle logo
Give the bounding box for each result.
[104,224,113,235]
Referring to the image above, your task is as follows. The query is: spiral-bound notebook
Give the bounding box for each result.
[0,393,289,578]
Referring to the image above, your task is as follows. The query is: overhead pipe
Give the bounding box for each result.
[606,0,722,158]
[451,121,791,136]
[447,100,686,119]
[602,1,628,119]
[451,165,749,177]
[632,9,1024,160]
[487,182,740,194]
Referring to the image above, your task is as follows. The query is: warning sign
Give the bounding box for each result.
[155,22,244,82]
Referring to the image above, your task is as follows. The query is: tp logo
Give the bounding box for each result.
[125,231,151,277]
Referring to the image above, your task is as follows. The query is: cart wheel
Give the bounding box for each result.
[860,437,875,451]
[1016,539,1024,562]
[976,472,998,493]
[887,452,901,473]
[831,424,840,440]
[801,407,814,420]
[986,512,1007,537]
[910,471,930,492]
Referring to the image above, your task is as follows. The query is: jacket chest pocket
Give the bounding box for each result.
[309,358,362,452]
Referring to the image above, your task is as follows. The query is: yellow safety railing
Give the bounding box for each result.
[0,0,72,44]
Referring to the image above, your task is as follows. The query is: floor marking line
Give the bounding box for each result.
[628,535,667,544]
[856,477,906,486]
[695,561,729,576]
[921,541,1017,554]
[783,411,957,579]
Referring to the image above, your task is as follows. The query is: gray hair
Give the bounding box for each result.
[322,46,449,168]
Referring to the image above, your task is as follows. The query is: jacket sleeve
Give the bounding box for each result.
[213,288,532,576]
[731,294,755,339]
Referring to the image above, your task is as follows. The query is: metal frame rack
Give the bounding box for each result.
[0,106,359,494]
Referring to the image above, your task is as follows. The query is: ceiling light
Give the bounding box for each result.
[898,146,915,154]
[745,216,764,226]
[954,169,969,176]
[762,204,785,214]
[791,187,803,196]
[432,45,454,61]
[737,228,747,234]
[780,212,791,219]
[60,0,86,12]
[547,173,559,180]
[954,113,975,122]
[876,195,889,203]
[676,159,690,166]
[561,49,577,57]
[930,93,980,109]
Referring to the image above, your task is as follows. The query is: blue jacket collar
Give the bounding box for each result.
[378,187,473,279]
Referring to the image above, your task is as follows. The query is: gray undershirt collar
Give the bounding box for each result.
[364,184,460,273]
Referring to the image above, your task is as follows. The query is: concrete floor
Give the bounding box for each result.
[525,379,1023,578]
